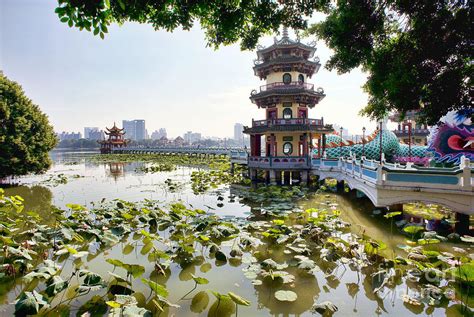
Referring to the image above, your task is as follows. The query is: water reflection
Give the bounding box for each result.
[106,162,126,180]
[2,185,53,221]
[1,151,472,317]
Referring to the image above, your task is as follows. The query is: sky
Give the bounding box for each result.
[1,0,378,138]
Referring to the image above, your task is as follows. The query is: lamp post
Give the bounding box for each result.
[408,122,412,159]
[362,126,366,158]
[339,126,343,158]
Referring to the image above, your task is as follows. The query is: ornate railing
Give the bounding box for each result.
[248,156,310,169]
[252,117,324,127]
[259,81,314,92]
[312,157,474,189]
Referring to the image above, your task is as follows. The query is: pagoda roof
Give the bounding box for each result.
[253,57,321,78]
[256,29,317,60]
[105,122,125,133]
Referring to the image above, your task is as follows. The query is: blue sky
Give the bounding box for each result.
[1,0,376,138]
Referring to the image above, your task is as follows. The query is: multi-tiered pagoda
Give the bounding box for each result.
[389,110,430,146]
[244,29,332,185]
[99,123,129,154]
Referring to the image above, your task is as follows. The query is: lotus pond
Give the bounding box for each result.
[0,150,472,317]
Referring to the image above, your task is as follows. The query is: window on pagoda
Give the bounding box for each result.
[283,73,292,84]
[283,108,292,119]
[283,142,293,155]
[298,74,304,83]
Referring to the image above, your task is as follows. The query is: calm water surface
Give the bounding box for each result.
[1,150,472,316]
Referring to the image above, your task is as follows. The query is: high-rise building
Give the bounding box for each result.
[57,132,82,141]
[84,127,97,139]
[159,128,167,139]
[84,127,104,140]
[89,130,105,140]
[150,128,167,140]
[184,131,202,144]
[122,120,146,141]
[234,123,244,143]
[135,120,146,140]
[122,120,136,140]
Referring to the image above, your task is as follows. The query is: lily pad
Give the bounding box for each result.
[311,301,338,315]
[274,290,297,302]
[191,291,209,313]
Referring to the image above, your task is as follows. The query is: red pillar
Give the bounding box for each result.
[250,135,256,156]
[270,134,276,156]
[317,138,321,158]
[255,134,261,156]
[303,133,308,156]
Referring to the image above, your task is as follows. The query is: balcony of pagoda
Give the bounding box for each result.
[250,81,325,108]
[244,117,333,134]
[260,81,315,92]
[248,156,310,170]
[253,57,321,79]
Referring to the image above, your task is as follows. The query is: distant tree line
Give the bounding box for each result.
[56,139,100,149]
[56,138,243,149]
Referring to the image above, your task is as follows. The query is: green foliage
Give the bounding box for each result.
[190,291,209,313]
[14,291,49,315]
[228,292,251,306]
[0,74,57,178]
[403,225,425,235]
[141,278,168,298]
[451,263,474,287]
[55,1,331,50]
[1,186,473,316]
[309,1,472,123]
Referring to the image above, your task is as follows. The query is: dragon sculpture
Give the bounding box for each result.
[427,109,473,164]
[312,110,473,165]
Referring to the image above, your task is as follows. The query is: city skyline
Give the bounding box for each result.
[0,0,384,140]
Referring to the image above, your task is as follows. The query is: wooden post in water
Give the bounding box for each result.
[454,213,471,235]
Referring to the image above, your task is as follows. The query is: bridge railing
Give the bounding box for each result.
[230,151,249,164]
[249,156,310,169]
[312,156,473,191]
[380,159,473,191]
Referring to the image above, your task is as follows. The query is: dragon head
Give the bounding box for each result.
[427,109,474,164]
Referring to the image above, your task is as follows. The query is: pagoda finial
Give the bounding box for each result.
[282,26,289,39]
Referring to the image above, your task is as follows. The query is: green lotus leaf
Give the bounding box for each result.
[228,292,251,306]
[274,290,297,302]
[141,278,169,297]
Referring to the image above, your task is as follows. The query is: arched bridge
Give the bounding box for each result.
[311,157,474,216]
[230,151,473,215]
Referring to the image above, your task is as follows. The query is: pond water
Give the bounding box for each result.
[1,150,472,317]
